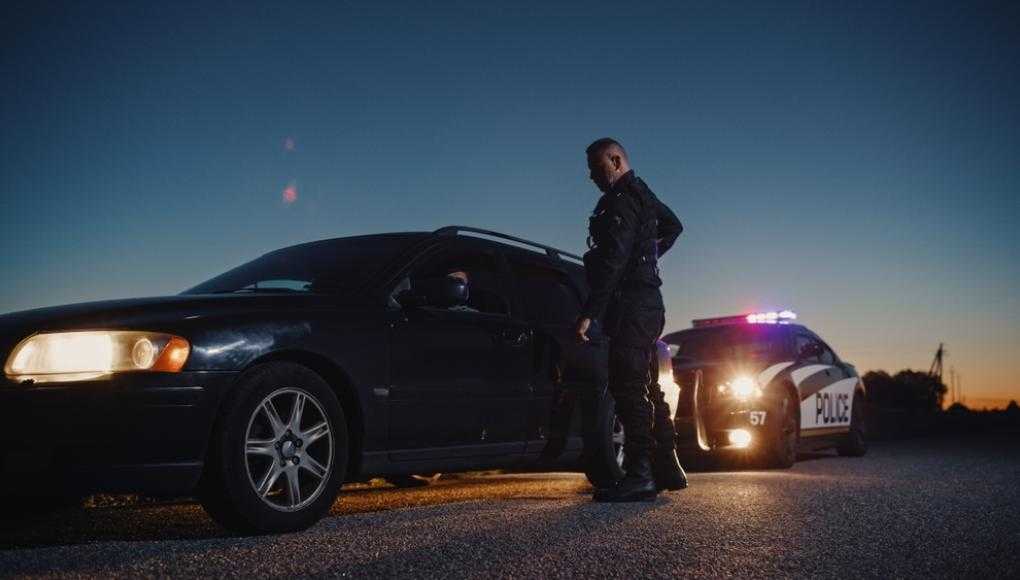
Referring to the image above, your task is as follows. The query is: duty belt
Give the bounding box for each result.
[619,254,660,287]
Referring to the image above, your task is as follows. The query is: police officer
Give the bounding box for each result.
[576,137,686,502]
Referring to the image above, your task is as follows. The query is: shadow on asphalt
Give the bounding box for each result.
[0,449,855,551]
[0,474,589,550]
[331,496,666,577]
[679,448,840,473]
[0,501,228,549]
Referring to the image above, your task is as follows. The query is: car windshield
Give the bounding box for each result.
[182,234,422,295]
[665,325,786,363]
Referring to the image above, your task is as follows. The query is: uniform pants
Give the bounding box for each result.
[607,344,679,461]
[647,355,679,452]
[608,344,656,459]
[606,304,675,462]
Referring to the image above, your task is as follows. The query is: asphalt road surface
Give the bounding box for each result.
[1,436,1017,578]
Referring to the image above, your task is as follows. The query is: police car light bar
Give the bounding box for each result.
[692,310,797,328]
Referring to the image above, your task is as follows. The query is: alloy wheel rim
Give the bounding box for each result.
[244,388,333,512]
[612,416,626,467]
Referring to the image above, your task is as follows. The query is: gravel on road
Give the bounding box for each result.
[1,436,1017,578]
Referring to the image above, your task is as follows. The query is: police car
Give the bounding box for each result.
[662,311,867,467]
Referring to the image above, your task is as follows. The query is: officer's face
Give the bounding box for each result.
[587,153,615,193]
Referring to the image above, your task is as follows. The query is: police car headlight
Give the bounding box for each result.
[717,375,761,400]
[729,429,753,448]
[4,331,190,383]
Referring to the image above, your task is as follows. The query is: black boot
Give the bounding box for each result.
[653,447,688,491]
[598,455,657,503]
[591,480,618,502]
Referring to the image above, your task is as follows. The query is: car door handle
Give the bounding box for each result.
[501,329,531,347]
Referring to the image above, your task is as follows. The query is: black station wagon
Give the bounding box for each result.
[0,227,643,532]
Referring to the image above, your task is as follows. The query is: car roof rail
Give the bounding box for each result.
[433,225,583,263]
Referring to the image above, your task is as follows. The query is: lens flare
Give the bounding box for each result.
[730,376,758,399]
[283,183,298,204]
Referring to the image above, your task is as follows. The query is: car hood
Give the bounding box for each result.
[672,358,773,383]
[0,294,377,350]
[672,358,757,373]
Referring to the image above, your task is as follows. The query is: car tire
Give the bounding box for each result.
[583,397,626,487]
[198,362,348,534]
[764,389,799,469]
[386,473,442,488]
[837,391,868,457]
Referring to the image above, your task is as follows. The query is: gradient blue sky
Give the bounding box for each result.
[2,2,1017,406]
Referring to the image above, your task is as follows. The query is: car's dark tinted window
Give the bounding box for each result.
[405,247,511,316]
[795,334,835,364]
[818,341,836,365]
[183,235,419,295]
[794,334,819,363]
[510,261,581,325]
[665,325,787,363]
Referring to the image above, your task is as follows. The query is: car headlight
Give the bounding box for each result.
[4,331,190,383]
[717,375,761,400]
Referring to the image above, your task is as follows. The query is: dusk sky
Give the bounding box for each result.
[2,2,1017,407]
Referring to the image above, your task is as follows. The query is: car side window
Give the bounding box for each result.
[509,260,582,325]
[795,334,820,363]
[405,248,512,316]
[817,342,836,365]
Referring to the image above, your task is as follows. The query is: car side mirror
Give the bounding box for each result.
[398,276,468,309]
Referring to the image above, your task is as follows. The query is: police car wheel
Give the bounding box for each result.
[837,391,868,457]
[198,362,349,534]
[765,390,799,469]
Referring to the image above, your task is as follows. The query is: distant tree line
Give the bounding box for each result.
[862,370,1018,438]
[862,370,947,412]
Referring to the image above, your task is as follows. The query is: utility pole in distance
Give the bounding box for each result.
[929,343,945,384]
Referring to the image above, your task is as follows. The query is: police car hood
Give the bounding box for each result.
[671,357,775,387]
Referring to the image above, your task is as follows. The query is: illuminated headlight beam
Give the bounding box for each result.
[717,375,761,400]
[5,331,190,383]
[729,429,752,448]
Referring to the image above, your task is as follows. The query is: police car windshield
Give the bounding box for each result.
[666,325,784,363]
[182,234,421,295]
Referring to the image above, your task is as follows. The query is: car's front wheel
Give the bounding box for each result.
[198,362,348,533]
[764,389,799,469]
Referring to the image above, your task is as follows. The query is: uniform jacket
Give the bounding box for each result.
[581,171,682,326]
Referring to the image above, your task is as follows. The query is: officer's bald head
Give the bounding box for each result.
[586,138,628,159]
[586,137,631,193]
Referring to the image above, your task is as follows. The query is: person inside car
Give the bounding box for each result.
[444,269,480,313]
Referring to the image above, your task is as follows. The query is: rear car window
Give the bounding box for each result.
[510,261,581,325]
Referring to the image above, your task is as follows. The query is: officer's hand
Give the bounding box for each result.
[575,317,592,343]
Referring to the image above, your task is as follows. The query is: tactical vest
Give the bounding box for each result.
[622,188,662,290]
[586,186,662,292]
